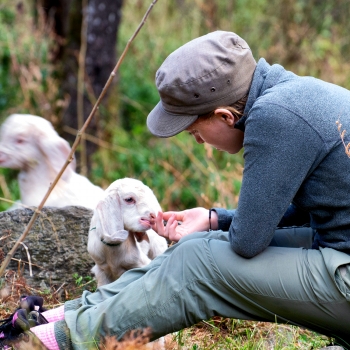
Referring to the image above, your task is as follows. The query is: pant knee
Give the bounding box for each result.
[177,230,229,245]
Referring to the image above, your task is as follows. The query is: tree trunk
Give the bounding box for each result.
[36,0,123,174]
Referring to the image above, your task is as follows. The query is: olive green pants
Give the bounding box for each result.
[61,228,350,349]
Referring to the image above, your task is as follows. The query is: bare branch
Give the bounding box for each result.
[0,0,158,278]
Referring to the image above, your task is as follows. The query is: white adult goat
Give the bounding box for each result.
[88,177,168,287]
[0,113,104,209]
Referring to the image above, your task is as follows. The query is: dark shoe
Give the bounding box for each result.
[2,330,48,350]
[0,296,48,349]
[27,310,49,328]
[18,295,47,314]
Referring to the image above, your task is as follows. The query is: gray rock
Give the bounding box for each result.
[0,206,94,289]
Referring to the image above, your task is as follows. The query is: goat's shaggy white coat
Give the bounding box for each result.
[88,177,168,287]
[0,114,104,209]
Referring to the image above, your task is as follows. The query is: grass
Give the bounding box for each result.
[0,1,348,348]
[0,271,332,349]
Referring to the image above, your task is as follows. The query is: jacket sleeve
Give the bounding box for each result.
[214,203,310,232]
[277,203,310,227]
[223,102,324,258]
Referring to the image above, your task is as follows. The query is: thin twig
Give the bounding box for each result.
[10,257,44,270]
[336,119,350,157]
[16,242,33,277]
[0,196,34,208]
[0,238,9,245]
[0,0,158,278]
[200,320,220,331]
[0,174,11,199]
[77,0,89,176]
[39,214,62,253]
[52,282,67,295]
[63,125,132,154]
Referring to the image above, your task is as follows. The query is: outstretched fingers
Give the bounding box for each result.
[153,212,182,242]
[162,211,185,222]
[152,211,165,236]
[165,214,181,241]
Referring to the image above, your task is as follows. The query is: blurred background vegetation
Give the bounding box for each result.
[1,1,348,347]
[0,0,350,212]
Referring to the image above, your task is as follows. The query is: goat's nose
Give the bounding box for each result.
[149,213,156,220]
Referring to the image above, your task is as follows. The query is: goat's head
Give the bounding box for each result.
[0,114,75,176]
[91,178,162,245]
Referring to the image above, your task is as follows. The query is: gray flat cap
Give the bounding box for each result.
[147,31,257,138]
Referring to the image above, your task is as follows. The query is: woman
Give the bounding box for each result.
[2,30,350,350]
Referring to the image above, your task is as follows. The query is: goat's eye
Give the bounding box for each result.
[16,138,25,144]
[124,197,135,204]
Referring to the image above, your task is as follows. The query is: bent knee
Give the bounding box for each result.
[178,230,229,245]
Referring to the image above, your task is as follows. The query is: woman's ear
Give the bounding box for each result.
[213,108,237,126]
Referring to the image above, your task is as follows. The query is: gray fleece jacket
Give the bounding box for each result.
[214,58,350,258]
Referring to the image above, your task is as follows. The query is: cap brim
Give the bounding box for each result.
[147,101,198,138]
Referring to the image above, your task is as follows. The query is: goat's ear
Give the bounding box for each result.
[36,127,76,176]
[94,193,128,244]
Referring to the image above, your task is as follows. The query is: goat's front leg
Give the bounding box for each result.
[91,264,114,287]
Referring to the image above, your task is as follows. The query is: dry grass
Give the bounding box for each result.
[0,1,346,349]
[0,3,66,126]
[0,270,63,316]
[0,273,332,350]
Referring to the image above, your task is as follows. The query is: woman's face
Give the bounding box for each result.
[186,108,244,154]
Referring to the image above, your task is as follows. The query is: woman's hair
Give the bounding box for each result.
[200,94,248,120]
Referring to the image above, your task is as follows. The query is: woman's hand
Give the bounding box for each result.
[152,207,218,242]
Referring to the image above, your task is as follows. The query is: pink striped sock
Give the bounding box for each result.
[42,305,65,323]
[31,322,59,350]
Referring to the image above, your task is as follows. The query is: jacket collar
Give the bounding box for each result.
[235,58,285,132]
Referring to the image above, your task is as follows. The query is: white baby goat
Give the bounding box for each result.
[87,177,168,287]
[0,113,104,209]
